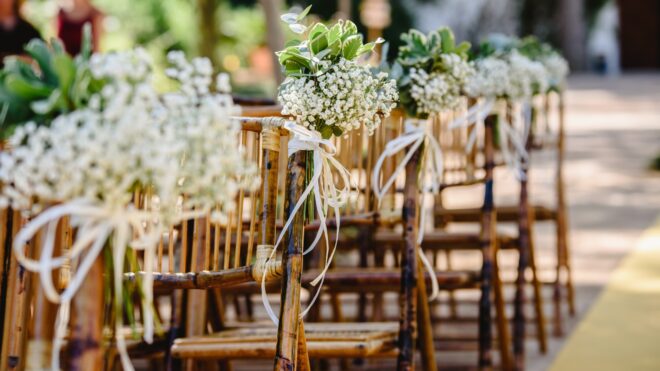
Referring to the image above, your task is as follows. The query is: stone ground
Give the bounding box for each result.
[223,74,660,370]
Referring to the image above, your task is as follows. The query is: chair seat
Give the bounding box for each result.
[436,204,557,223]
[171,322,399,359]
[373,230,518,250]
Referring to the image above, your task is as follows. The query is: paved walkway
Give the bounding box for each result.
[550,217,660,370]
[527,74,660,370]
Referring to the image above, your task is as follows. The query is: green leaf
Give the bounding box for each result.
[342,20,358,40]
[327,23,342,45]
[80,22,93,59]
[278,48,313,72]
[50,38,66,55]
[4,75,52,99]
[440,28,455,53]
[285,39,301,48]
[297,5,312,21]
[52,54,76,99]
[327,39,342,58]
[356,42,376,57]
[342,34,363,60]
[455,41,471,57]
[24,40,59,86]
[31,89,62,115]
[309,23,329,55]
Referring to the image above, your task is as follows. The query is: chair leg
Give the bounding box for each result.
[493,248,512,370]
[274,151,307,371]
[68,254,104,371]
[526,213,548,353]
[296,321,311,371]
[557,213,575,318]
[416,254,438,371]
[513,182,530,371]
[397,144,422,371]
[2,212,32,371]
[553,226,564,337]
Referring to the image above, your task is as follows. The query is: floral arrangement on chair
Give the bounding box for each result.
[277,6,398,138]
[466,34,554,100]
[254,7,399,323]
[390,27,473,118]
[0,40,258,370]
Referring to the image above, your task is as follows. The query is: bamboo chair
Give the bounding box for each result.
[291,108,514,369]
[432,94,573,366]
[169,114,442,371]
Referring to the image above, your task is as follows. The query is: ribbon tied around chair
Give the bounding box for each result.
[261,121,354,325]
[371,118,444,300]
[13,199,166,371]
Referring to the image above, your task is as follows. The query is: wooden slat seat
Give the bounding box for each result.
[171,322,399,359]
[436,204,557,223]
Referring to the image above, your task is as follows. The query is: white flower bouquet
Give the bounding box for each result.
[391,28,473,118]
[277,8,398,138]
[466,34,568,100]
[0,47,258,369]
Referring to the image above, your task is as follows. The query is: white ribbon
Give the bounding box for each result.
[13,199,164,371]
[371,118,443,300]
[261,121,353,325]
[447,98,496,153]
[495,100,531,181]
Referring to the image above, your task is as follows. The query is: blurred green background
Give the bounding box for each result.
[18,0,615,98]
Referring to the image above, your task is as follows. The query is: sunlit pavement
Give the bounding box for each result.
[526,73,660,370]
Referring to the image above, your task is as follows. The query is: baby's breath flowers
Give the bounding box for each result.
[0,48,259,371]
[393,28,473,118]
[466,35,552,100]
[276,12,397,138]
[0,48,258,223]
[540,52,569,90]
[279,58,397,136]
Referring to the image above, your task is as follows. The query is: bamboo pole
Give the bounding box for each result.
[274,150,308,370]
[484,112,513,371]
[1,213,31,370]
[396,142,422,371]
[67,254,104,370]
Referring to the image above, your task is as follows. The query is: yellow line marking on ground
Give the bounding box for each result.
[551,216,660,371]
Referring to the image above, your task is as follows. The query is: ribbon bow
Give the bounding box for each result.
[13,199,164,371]
[450,98,531,181]
[494,100,531,181]
[371,118,444,300]
[261,121,353,325]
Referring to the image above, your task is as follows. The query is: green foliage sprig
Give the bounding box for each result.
[277,6,383,77]
[0,25,101,139]
[385,27,471,118]
[397,28,470,70]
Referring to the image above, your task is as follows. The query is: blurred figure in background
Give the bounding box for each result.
[57,0,102,54]
[0,0,41,62]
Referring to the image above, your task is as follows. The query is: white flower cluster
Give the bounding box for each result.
[466,51,549,100]
[278,58,398,136]
[162,52,258,220]
[465,57,512,99]
[507,50,549,99]
[0,49,258,223]
[542,52,569,89]
[409,54,472,115]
